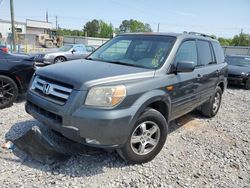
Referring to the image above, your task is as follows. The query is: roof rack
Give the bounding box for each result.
[187,32,215,39]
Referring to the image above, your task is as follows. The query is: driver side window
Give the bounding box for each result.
[175,40,198,66]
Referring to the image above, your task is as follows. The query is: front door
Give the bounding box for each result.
[170,40,201,119]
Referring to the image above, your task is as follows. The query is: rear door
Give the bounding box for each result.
[195,40,220,103]
[170,40,201,118]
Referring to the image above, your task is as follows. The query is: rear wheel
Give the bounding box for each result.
[0,75,18,109]
[117,108,168,164]
[201,86,222,118]
[54,56,66,63]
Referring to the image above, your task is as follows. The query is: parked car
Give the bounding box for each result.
[0,44,8,53]
[26,32,227,164]
[34,44,93,66]
[226,55,250,89]
[0,51,35,109]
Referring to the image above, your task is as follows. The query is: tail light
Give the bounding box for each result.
[1,47,8,53]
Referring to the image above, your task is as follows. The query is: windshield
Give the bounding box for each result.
[58,45,73,52]
[226,56,250,67]
[88,35,176,69]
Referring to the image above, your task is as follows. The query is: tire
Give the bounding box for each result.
[245,79,250,90]
[54,56,66,63]
[0,75,18,109]
[201,86,222,118]
[44,41,53,48]
[117,108,168,164]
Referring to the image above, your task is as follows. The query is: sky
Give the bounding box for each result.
[0,0,249,38]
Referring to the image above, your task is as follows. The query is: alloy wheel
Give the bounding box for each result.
[130,121,160,155]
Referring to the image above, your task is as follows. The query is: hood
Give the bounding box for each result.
[36,59,155,90]
[228,65,250,75]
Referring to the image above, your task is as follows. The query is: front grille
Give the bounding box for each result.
[31,76,73,105]
[28,101,62,125]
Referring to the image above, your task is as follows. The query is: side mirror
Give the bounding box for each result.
[176,61,195,73]
[71,49,76,54]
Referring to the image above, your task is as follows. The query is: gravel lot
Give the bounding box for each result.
[0,87,249,188]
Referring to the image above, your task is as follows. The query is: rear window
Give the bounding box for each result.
[212,42,225,64]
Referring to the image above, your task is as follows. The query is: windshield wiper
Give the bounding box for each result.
[108,60,149,69]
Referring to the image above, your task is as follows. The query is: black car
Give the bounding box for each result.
[26,32,227,164]
[226,55,250,89]
[0,51,35,109]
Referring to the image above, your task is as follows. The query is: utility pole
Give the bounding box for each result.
[55,16,58,29]
[10,0,16,52]
[157,23,160,32]
[46,9,48,22]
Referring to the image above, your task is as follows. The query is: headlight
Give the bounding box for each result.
[241,72,249,76]
[44,54,50,59]
[85,85,126,107]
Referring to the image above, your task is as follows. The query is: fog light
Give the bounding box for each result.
[85,138,100,145]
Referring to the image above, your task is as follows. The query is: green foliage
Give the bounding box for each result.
[57,29,84,36]
[218,37,232,46]
[216,31,250,46]
[118,19,152,33]
[99,21,114,38]
[82,20,114,38]
[231,32,250,46]
[83,19,100,37]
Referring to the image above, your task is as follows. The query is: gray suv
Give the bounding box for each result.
[26,32,227,164]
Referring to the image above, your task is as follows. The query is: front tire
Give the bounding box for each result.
[54,56,66,63]
[0,75,18,109]
[117,108,168,164]
[201,86,222,118]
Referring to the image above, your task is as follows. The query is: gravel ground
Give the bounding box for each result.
[0,87,249,188]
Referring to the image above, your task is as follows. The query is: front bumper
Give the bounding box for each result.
[25,90,139,148]
[227,74,248,85]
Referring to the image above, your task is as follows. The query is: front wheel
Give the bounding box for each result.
[117,108,168,164]
[54,56,66,63]
[0,75,18,109]
[201,86,222,118]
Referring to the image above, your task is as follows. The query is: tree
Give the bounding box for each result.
[99,21,113,38]
[118,19,152,33]
[83,19,114,38]
[231,31,250,46]
[218,37,232,46]
[83,19,99,37]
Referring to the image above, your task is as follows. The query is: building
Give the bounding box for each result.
[0,19,53,40]
[26,19,53,35]
[0,19,26,39]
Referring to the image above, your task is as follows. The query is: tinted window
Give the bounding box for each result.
[212,42,224,64]
[175,40,197,66]
[197,41,212,66]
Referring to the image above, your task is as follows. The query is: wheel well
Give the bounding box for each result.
[0,74,21,92]
[148,101,168,121]
[218,82,225,93]
[54,56,67,62]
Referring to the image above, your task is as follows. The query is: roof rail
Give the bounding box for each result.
[188,32,215,39]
